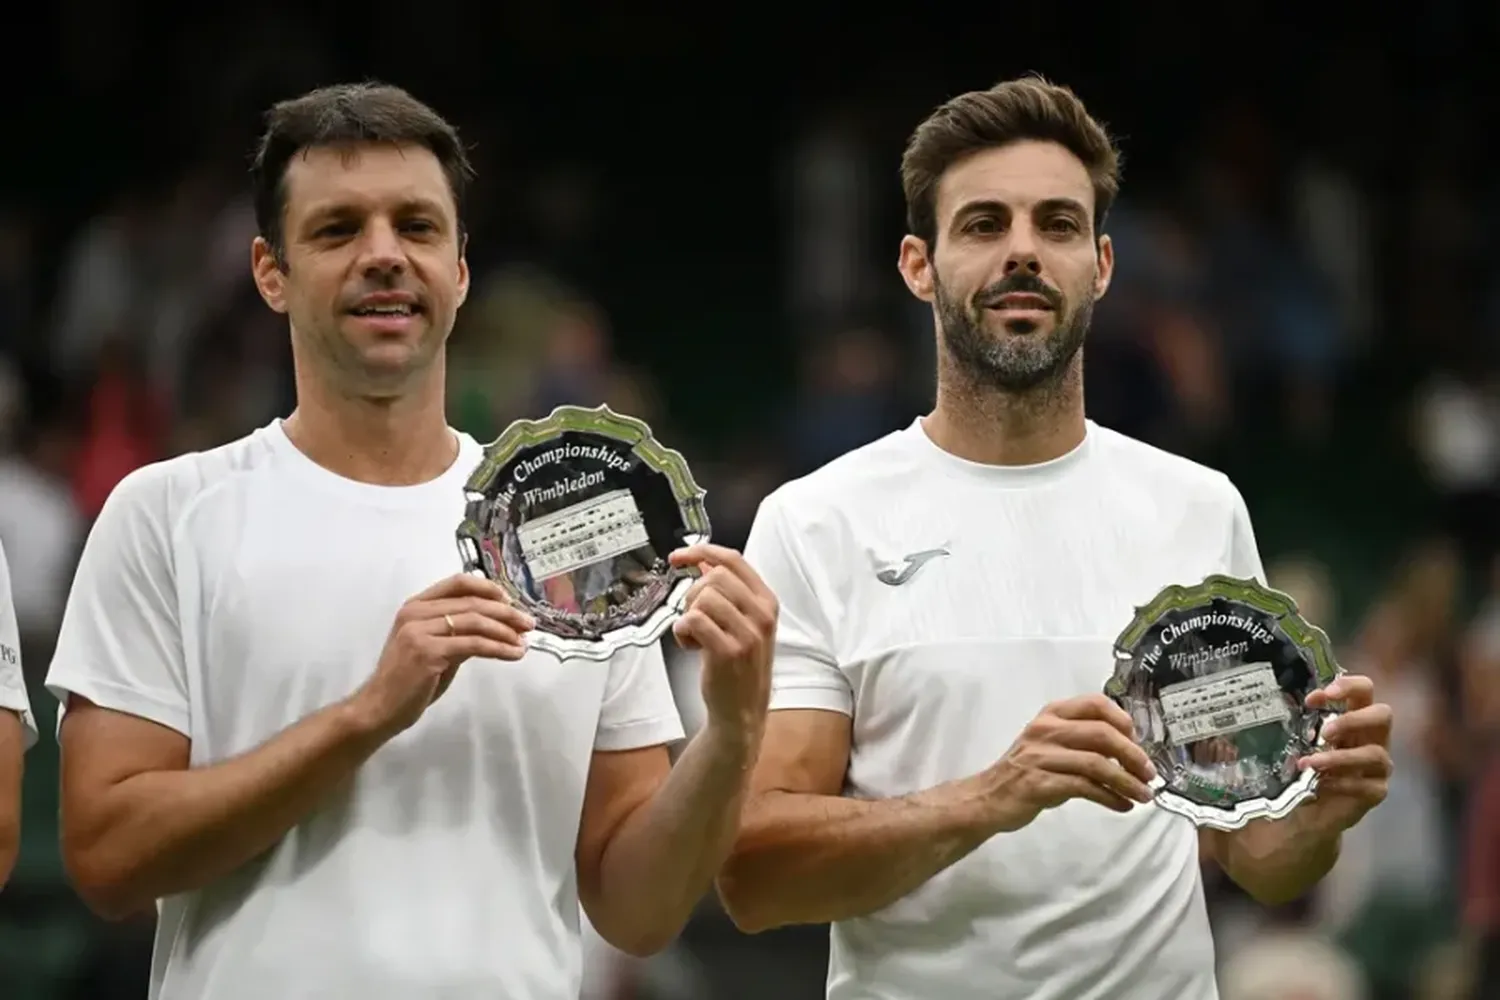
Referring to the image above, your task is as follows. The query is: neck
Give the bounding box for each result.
[283,356,456,486]
[924,350,1087,466]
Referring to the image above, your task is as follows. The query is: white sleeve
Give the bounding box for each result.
[742,493,851,716]
[46,466,191,737]
[593,640,685,752]
[0,541,37,750]
[1223,479,1267,585]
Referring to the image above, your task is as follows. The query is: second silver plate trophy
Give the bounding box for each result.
[1106,575,1346,830]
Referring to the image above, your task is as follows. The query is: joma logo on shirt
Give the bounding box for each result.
[876,548,950,586]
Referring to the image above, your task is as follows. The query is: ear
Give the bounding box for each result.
[1093,233,1114,302]
[898,235,936,303]
[455,231,470,310]
[251,237,289,314]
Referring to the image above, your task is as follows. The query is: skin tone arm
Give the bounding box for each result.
[715,710,1001,931]
[575,729,759,956]
[62,697,387,918]
[61,575,530,919]
[717,696,1156,932]
[0,710,22,887]
[575,545,780,956]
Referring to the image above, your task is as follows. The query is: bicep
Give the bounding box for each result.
[60,695,190,836]
[751,709,852,798]
[575,744,672,896]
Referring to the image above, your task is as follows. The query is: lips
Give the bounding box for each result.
[346,293,422,317]
[989,293,1054,310]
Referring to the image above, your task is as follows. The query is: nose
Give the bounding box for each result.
[355,218,407,276]
[1002,221,1043,277]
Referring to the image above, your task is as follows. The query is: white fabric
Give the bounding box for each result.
[744,418,1265,1000]
[0,538,37,749]
[46,421,684,1000]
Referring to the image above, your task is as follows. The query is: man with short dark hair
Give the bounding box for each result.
[718,76,1394,999]
[47,82,777,1000]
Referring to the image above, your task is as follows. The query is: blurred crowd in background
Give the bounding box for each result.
[4,4,1500,999]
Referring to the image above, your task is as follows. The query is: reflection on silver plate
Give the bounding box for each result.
[1104,575,1345,831]
[456,404,710,661]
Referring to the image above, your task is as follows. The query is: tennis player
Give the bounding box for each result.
[46,83,776,1000]
[719,76,1394,1000]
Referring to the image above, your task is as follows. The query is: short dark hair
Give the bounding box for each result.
[250,82,474,263]
[900,75,1121,249]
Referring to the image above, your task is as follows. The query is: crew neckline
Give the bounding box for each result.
[265,419,478,509]
[903,416,1095,487]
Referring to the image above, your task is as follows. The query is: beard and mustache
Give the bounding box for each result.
[934,269,1095,393]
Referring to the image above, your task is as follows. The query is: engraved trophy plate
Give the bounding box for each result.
[1104,575,1344,831]
[456,405,710,661]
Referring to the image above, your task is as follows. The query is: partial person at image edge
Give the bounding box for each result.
[0,537,38,889]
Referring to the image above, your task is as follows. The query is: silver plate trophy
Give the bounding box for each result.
[1103,575,1345,831]
[456,404,710,662]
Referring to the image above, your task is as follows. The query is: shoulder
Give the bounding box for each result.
[1087,423,1246,512]
[95,426,282,536]
[77,429,285,580]
[756,428,920,535]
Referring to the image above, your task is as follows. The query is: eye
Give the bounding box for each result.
[315,221,357,239]
[964,216,1002,235]
[401,219,438,234]
[1044,217,1082,235]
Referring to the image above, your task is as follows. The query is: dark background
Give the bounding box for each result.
[2,3,1498,998]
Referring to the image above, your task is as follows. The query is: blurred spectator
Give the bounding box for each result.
[0,402,82,645]
[1196,101,1346,439]
[782,326,912,477]
[70,341,167,521]
[1412,364,1500,569]
[1319,543,1461,1000]
[1219,924,1367,1000]
[1267,554,1339,635]
[49,196,156,385]
[1462,751,1500,1000]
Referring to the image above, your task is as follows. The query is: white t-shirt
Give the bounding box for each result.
[0,539,37,749]
[45,421,685,1000]
[743,418,1265,1000]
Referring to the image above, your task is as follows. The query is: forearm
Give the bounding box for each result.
[589,722,759,955]
[70,699,387,916]
[1212,808,1342,906]
[718,774,999,931]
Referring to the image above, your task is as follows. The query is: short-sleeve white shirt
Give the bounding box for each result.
[46,422,684,1000]
[0,539,36,749]
[744,419,1265,1000]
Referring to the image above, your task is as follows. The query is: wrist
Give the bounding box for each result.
[699,715,765,767]
[1302,804,1351,852]
[958,763,1023,836]
[339,690,402,747]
